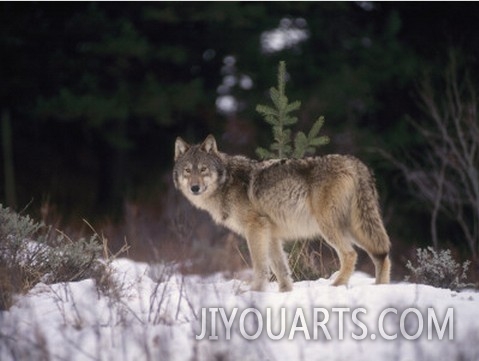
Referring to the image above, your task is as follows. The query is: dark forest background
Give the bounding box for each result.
[2,2,479,276]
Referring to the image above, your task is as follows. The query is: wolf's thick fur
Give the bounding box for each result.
[173,135,391,292]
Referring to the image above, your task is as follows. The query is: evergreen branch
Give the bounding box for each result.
[286,100,301,113]
[255,104,278,117]
[308,116,325,138]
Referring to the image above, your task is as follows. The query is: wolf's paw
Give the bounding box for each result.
[279,284,293,292]
[279,279,293,292]
[249,279,268,292]
[331,279,348,287]
[250,285,266,292]
[330,271,350,287]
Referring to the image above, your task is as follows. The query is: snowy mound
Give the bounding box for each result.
[1,258,478,361]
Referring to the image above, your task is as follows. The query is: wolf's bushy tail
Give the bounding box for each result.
[352,163,391,283]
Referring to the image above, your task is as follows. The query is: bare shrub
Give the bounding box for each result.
[0,204,107,309]
[405,247,472,290]
[383,53,479,258]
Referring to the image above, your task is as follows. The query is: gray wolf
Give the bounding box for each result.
[173,135,391,292]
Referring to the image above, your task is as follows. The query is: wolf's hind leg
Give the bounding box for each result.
[370,252,390,284]
[350,220,391,285]
[269,238,293,292]
[331,244,357,286]
[320,227,357,286]
[318,219,358,286]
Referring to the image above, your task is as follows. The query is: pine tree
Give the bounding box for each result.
[256,61,329,159]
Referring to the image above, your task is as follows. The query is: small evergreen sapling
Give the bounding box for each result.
[256,61,329,159]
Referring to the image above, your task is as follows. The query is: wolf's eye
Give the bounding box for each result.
[200,166,208,173]
[184,168,191,174]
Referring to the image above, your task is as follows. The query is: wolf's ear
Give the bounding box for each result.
[201,134,218,154]
[175,137,190,161]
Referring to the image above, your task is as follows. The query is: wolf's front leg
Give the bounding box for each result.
[269,238,293,292]
[245,226,271,292]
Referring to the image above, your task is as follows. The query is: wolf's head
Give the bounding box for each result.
[173,135,226,199]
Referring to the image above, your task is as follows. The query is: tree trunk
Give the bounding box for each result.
[2,109,16,208]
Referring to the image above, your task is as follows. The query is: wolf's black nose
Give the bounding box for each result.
[191,185,200,194]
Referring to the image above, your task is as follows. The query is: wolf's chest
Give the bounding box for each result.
[207,204,246,236]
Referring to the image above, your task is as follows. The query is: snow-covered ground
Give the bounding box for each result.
[1,258,479,361]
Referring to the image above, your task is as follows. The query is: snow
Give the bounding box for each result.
[1,258,479,361]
